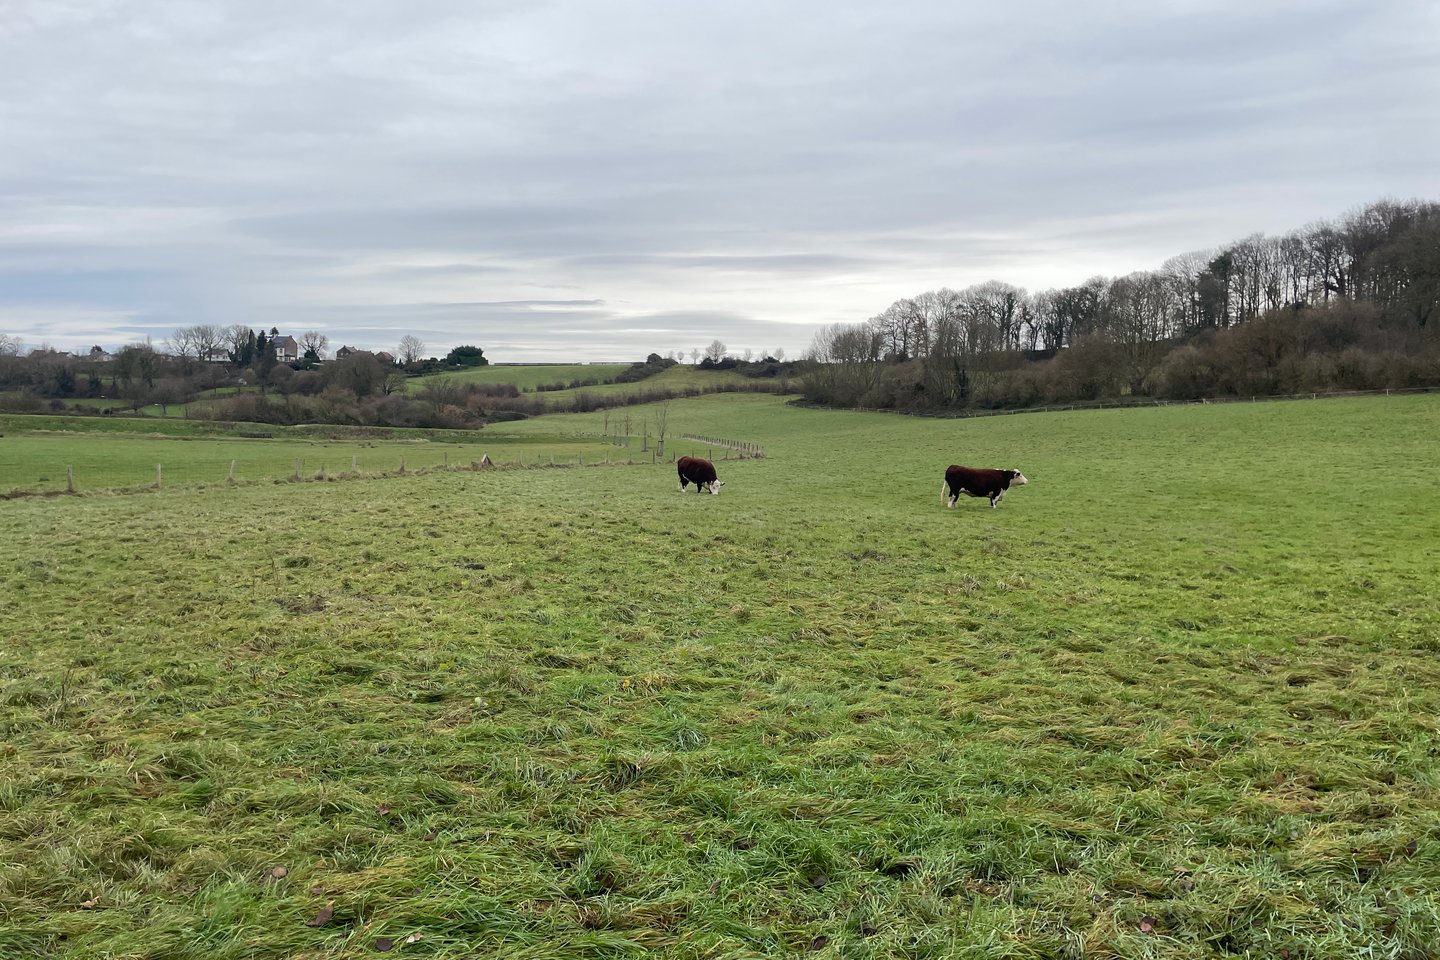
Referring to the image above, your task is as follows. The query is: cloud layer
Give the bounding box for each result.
[3,1,1437,359]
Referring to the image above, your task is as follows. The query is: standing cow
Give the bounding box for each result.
[677,456,725,495]
[942,465,1028,509]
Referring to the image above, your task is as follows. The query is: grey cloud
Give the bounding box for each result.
[565,253,889,274]
[2,0,1436,359]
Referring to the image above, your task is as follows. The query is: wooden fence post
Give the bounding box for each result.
[399,457,406,474]
[352,455,358,474]
[67,465,75,493]
[293,460,301,480]
[156,463,162,489]
[228,459,236,483]
[444,452,449,469]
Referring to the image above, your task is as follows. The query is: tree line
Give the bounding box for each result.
[0,327,491,419]
[0,339,796,429]
[803,198,1440,410]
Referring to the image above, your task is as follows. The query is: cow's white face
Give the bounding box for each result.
[1011,470,1029,486]
[708,480,725,495]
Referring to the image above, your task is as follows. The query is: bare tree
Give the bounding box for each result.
[166,327,201,360]
[0,334,23,356]
[325,351,388,397]
[382,369,407,396]
[1305,222,1350,302]
[398,335,425,366]
[300,330,330,361]
[704,339,727,363]
[416,376,462,415]
[774,348,785,362]
[742,347,754,362]
[1100,271,1175,392]
[688,348,700,365]
[114,340,160,389]
[168,324,226,363]
[802,321,886,406]
[222,324,251,360]
[653,400,671,456]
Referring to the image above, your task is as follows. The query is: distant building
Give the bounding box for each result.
[271,335,299,362]
[376,351,395,365]
[335,345,360,360]
[203,348,230,363]
[85,345,112,362]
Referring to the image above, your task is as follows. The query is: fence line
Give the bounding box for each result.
[569,430,768,460]
[2,451,673,500]
[679,435,766,459]
[874,385,1440,421]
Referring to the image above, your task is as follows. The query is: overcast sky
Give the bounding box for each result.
[2,1,1437,361]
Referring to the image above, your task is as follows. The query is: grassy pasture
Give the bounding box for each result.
[411,364,633,391]
[2,394,1438,958]
[0,431,632,494]
[408,363,764,409]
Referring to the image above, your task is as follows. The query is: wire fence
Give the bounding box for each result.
[679,435,767,458]
[4,426,769,498]
[571,431,768,461]
[1,448,681,499]
[899,385,1440,421]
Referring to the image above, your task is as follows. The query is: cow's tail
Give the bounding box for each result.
[941,478,949,507]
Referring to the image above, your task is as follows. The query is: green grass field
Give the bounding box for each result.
[418,363,633,391]
[2,394,1438,958]
[0,416,648,493]
[16,364,772,422]
[406,363,766,409]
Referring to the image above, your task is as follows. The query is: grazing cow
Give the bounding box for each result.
[942,465,1028,509]
[677,456,724,495]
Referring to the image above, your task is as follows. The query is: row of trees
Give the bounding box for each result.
[0,327,490,410]
[6,325,485,372]
[805,198,1440,409]
[0,344,425,415]
[655,343,787,365]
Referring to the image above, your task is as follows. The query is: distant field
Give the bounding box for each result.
[0,415,634,493]
[407,363,768,407]
[15,364,774,422]
[2,393,1437,958]
[0,433,638,492]
[416,363,632,391]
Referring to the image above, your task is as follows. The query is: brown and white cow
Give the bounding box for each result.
[677,456,725,495]
[942,465,1028,509]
